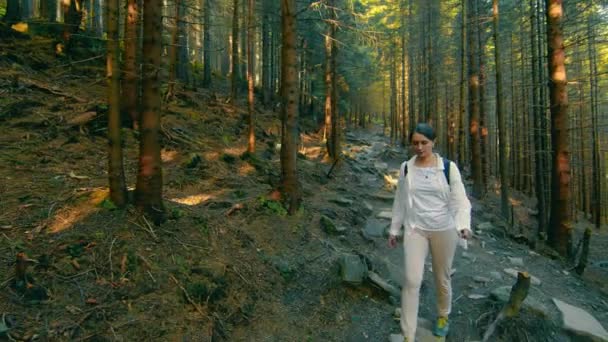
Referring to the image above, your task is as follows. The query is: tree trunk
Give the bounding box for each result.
[202,0,211,87]
[246,0,255,153]
[107,0,127,207]
[323,5,334,149]
[177,0,189,85]
[530,0,547,237]
[40,0,48,21]
[467,0,483,199]
[400,0,407,147]
[230,0,240,102]
[546,0,572,256]
[261,0,271,106]
[122,0,140,129]
[4,0,22,24]
[48,0,57,22]
[63,0,83,49]
[458,0,466,167]
[136,0,165,224]
[587,22,601,228]
[492,0,509,220]
[279,0,301,215]
[165,0,181,102]
[477,10,488,191]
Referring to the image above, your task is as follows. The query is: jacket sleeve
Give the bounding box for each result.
[389,163,407,236]
[448,162,472,231]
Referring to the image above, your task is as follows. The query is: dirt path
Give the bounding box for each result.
[304,126,608,341]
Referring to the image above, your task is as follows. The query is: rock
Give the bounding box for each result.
[320,215,339,234]
[376,211,392,220]
[362,218,388,238]
[473,276,491,283]
[481,212,496,221]
[503,268,541,285]
[320,208,337,219]
[371,192,394,201]
[553,298,608,342]
[592,260,608,269]
[362,200,374,211]
[461,252,476,261]
[489,271,502,280]
[329,197,354,207]
[339,254,368,284]
[507,257,525,267]
[393,308,401,320]
[468,294,488,300]
[374,162,389,172]
[389,334,403,342]
[477,222,494,231]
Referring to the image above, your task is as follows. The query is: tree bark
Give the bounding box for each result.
[165,0,181,102]
[3,0,22,24]
[530,0,547,237]
[546,0,572,256]
[63,0,83,49]
[136,0,165,224]
[261,0,271,106]
[492,0,509,220]
[230,0,240,102]
[107,0,127,207]
[246,0,255,153]
[122,0,140,128]
[279,0,301,214]
[467,0,483,198]
[458,0,467,167]
[202,0,212,87]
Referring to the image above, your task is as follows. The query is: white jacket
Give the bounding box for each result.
[389,154,472,237]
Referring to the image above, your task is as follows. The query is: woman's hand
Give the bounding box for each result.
[388,235,398,248]
[458,229,472,239]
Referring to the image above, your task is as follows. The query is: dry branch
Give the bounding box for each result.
[482,271,531,342]
[19,77,86,102]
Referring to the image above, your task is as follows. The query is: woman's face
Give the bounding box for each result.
[410,132,434,158]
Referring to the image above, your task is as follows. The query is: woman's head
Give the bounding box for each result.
[409,123,435,158]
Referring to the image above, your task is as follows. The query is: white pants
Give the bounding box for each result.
[401,228,458,341]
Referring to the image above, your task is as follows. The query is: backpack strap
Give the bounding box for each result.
[402,158,451,186]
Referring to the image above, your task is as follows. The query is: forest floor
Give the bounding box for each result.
[1,27,608,342]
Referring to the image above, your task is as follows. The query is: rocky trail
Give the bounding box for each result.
[302,127,608,341]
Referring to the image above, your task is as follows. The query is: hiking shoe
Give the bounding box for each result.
[433,316,450,337]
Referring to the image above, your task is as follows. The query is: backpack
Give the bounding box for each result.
[402,158,451,185]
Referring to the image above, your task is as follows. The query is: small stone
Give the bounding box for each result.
[376,211,392,220]
[473,276,491,283]
[329,198,354,207]
[393,308,402,320]
[462,252,476,261]
[389,334,404,342]
[489,271,502,280]
[468,294,488,300]
[508,257,525,267]
[477,222,494,231]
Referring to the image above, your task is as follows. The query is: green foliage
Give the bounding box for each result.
[221,153,237,164]
[184,277,226,304]
[258,196,288,216]
[171,208,186,219]
[99,198,118,210]
[232,189,247,199]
